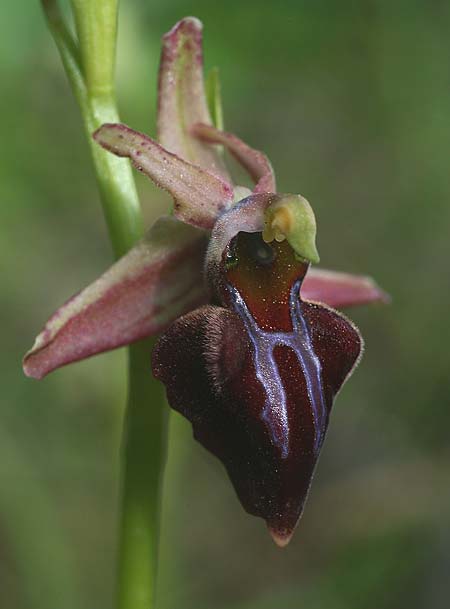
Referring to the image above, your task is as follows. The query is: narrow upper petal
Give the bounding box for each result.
[23,217,208,379]
[94,123,234,229]
[157,17,229,180]
[301,268,390,308]
[192,122,276,193]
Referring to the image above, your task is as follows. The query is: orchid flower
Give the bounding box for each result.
[23,17,387,546]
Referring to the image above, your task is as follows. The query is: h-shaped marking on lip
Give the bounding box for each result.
[227,279,327,459]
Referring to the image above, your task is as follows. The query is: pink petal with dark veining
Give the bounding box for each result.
[301,268,390,308]
[94,123,233,229]
[157,17,229,180]
[192,122,276,193]
[23,217,208,379]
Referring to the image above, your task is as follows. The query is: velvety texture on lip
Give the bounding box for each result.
[24,17,385,385]
[153,226,362,546]
[24,15,387,546]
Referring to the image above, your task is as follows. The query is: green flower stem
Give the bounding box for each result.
[42,0,143,257]
[42,2,168,607]
[70,0,118,97]
[83,94,144,257]
[118,339,168,609]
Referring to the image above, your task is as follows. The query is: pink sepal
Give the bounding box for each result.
[301,268,390,308]
[157,17,229,180]
[23,217,209,379]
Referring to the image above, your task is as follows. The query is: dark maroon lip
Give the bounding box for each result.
[152,228,363,545]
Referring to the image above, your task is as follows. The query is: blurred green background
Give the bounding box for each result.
[1,1,449,608]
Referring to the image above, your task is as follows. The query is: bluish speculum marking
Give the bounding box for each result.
[227,278,327,458]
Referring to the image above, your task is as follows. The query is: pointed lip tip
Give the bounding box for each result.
[268,527,295,548]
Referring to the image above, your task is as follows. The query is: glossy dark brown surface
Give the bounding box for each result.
[152,232,362,544]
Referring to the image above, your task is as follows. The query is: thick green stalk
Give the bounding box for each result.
[82,94,144,257]
[42,2,168,607]
[118,339,168,609]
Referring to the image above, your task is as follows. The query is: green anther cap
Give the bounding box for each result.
[262,194,320,264]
